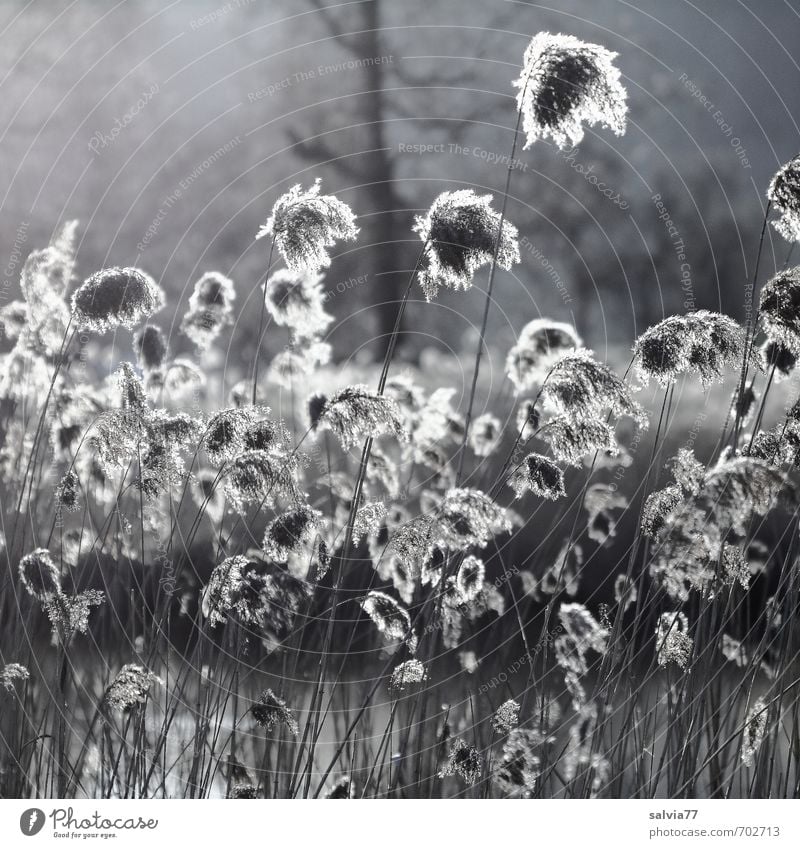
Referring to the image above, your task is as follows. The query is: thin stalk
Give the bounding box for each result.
[456,98,526,484]
[300,241,428,787]
[252,238,276,406]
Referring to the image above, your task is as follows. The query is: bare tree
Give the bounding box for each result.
[288,0,484,355]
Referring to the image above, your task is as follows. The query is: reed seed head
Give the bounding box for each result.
[413,189,520,301]
[514,32,627,149]
[72,267,164,333]
[256,178,358,273]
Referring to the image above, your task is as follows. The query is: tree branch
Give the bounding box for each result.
[306,0,366,54]
[284,126,362,179]
[390,62,474,90]
[389,100,498,141]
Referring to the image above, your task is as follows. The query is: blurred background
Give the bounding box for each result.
[1,0,799,373]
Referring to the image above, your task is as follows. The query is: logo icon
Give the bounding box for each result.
[20,809,45,836]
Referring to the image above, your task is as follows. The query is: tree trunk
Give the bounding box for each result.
[359,1,408,358]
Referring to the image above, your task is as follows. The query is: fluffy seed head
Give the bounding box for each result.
[163,359,205,396]
[509,452,566,500]
[558,602,608,653]
[412,387,465,448]
[389,659,428,692]
[189,270,235,313]
[515,399,541,434]
[105,664,160,712]
[541,415,618,466]
[455,554,485,602]
[262,505,322,563]
[0,301,28,341]
[256,178,358,273]
[469,413,502,457]
[435,487,511,551]
[494,729,542,797]
[543,350,645,424]
[72,267,164,333]
[759,267,800,353]
[669,448,705,496]
[133,325,168,373]
[413,189,520,301]
[268,337,332,388]
[767,154,800,242]
[250,689,299,735]
[308,384,407,450]
[353,500,388,541]
[19,548,61,601]
[649,508,719,602]
[633,311,747,386]
[1,663,30,692]
[654,611,693,669]
[614,574,637,613]
[387,515,436,571]
[203,556,310,637]
[722,543,750,591]
[324,777,352,799]
[180,271,236,351]
[719,634,748,667]
[16,222,76,347]
[640,484,683,539]
[229,784,258,799]
[526,540,583,601]
[223,450,300,512]
[742,697,768,767]
[492,699,521,734]
[202,407,265,466]
[262,268,332,337]
[361,590,411,641]
[43,589,105,639]
[201,556,251,626]
[506,318,582,391]
[583,483,626,546]
[56,470,81,513]
[703,456,789,535]
[761,339,796,380]
[439,739,483,785]
[514,32,627,149]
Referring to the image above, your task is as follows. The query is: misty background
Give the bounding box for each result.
[1,0,799,374]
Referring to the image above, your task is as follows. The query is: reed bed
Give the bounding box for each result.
[1,30,800,800]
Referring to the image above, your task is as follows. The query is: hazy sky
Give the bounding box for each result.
[1,0,799,357]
